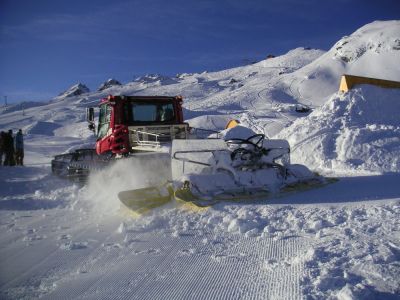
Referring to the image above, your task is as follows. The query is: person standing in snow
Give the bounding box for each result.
[3,130,15,166]
[15,129,24,166]
[0,131,5,165]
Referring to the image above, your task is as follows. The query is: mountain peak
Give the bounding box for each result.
[98,78,122,91]
[58,83,90,98]
[134,74,177,86]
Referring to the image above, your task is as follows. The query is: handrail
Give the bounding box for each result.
[129,125,188,149]
[130,129,162,148]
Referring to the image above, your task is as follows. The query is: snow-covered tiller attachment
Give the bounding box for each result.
[171,133,321,206]
[118,126,327,213]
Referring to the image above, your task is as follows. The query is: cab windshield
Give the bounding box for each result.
[129,102,175,123]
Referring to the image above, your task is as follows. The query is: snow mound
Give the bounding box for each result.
[58,83,90,98]
[98,78,122,91]
[278,85,400,175]
[186,114,232,131]
[221,125,258,140]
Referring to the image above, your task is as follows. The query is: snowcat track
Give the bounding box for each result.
[51,149,110,183]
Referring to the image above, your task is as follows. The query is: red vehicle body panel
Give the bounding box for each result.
[95,95,185,155]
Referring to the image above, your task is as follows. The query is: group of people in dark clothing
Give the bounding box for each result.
[0,129,24,166]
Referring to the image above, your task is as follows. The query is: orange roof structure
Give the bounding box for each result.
[339,74,400,92]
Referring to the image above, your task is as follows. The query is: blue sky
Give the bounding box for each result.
[0,0,399,103]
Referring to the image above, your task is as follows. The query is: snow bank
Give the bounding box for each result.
[278,85,400,175]
[299,202,400,299]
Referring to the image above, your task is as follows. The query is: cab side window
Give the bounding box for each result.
[97,104,111,139]
[159,103,174,121]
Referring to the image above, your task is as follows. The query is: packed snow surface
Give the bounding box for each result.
[1,168,399,299]
[1,20,400,299]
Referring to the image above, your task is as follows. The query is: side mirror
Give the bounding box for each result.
[86,107,95,132]
[86,107,94,122]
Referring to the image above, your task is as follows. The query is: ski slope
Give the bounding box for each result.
[1,20,400,299]
[1,167,399,299]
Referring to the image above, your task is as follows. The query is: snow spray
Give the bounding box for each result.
[84,154,172,215]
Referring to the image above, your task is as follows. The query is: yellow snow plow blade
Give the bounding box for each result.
[118,185,173,215]
[174,186,270,207]
[118,178,339,216]
[174,177,338,207]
